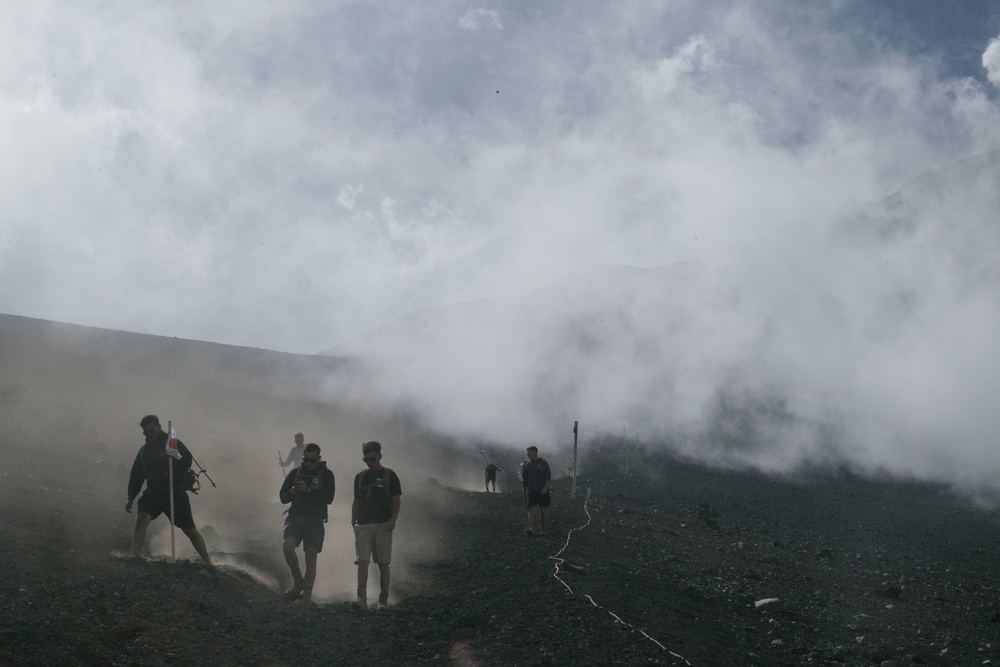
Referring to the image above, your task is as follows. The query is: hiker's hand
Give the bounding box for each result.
[125,499,133,513]
[293,480,308,494]
[387,517,396,531]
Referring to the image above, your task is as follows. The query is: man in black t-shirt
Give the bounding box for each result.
[521,445,551,536]
[351,441,401,611]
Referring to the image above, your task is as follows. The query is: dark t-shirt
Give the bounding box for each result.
[354,467,401,524]
[522,458,551,493]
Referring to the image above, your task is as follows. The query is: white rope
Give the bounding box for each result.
[548,498,691,665]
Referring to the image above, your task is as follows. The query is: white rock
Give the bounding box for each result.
[754,598,783,612]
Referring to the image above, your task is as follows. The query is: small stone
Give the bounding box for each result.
[754,598,783,613]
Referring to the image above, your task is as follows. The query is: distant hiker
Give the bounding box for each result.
[351,441,401,611]
[485,462,502,492]
[279,442,335,603]
[125,415,213,564]
[522,445,551,536]
[279,432,306,470]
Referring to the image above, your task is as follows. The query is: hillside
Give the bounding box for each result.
[3,435,1000,666]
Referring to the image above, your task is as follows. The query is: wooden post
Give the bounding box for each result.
[570,421,579,499]
[168,421,176,562]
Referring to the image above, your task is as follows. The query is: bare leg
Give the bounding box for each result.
[356,559,369,604]
[132,513,153,556]
[377,563,391,605]
[181,527,213,565]
[283,538,304,588]
[527,507,539,534]
[302,548,318,602]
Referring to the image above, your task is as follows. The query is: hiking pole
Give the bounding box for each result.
[191,455,216,488]
[478,446,490,464]
[278,450,287,479]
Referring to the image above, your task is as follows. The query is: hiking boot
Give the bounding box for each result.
[301,588,313,604]
[375,601,388,611]
[283,580,305,602]
[525,529,535,537]
[351,597,367,611]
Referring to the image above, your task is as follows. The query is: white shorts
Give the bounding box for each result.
[354,521,393,564]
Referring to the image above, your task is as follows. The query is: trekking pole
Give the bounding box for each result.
[191,455,217,488]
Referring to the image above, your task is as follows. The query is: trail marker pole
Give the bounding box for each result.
[570,421,578,499]
[168,421,176,562]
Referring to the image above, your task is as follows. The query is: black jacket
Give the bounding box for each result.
[127,435,193,500]
[280,462,335,520]
[522,458,551,493]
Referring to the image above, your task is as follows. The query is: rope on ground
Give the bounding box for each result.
[548,498,691,665]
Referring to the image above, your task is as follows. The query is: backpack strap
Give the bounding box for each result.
[356,467,394,499]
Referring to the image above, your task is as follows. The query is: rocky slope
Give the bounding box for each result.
[2,442,1000,666]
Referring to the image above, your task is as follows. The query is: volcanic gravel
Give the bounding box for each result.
[2,445,1000,666]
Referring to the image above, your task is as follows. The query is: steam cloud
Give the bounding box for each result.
[2,3,1000,500]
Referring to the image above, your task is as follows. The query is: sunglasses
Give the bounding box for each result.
[362,456,377,463]
[142,428,158,435]
[302,458,319,464]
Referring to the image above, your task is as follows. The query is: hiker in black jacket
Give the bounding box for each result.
[125,414,212,564]
[279,442,335,603]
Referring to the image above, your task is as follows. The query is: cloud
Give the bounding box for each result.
[4,2,999,354]
[458,9,502,31]
[984,35,1000,86]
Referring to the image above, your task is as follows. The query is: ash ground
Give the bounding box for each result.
[2,442,1000,666]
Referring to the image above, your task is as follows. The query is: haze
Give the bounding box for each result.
[3,2,1000,498]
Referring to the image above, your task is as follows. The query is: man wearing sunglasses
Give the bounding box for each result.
[125,415,212,564]
[351,441,401,611]
[279,442,335,603]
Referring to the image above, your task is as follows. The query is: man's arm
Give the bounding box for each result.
[388,494,400,531]
[279,469,297,504]
[351,472,359,524]
[126,450,145,509]
[323,469,336,505]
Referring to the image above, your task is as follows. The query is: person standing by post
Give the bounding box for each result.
[279,442,335,603]
[351,441,401,611]
[485,462,502,493]
[279,432,306,471]
[522,445,551,536]
[125,415,213,564]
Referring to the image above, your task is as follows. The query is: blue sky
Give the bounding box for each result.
[1,0,999,354]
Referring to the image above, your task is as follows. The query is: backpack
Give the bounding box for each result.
[184,467,201,494]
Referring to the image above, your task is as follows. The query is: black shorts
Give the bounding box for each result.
[527,490,550,508]
[486,472,496,482]
[283,514,326,552]
[137,487,195,530]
